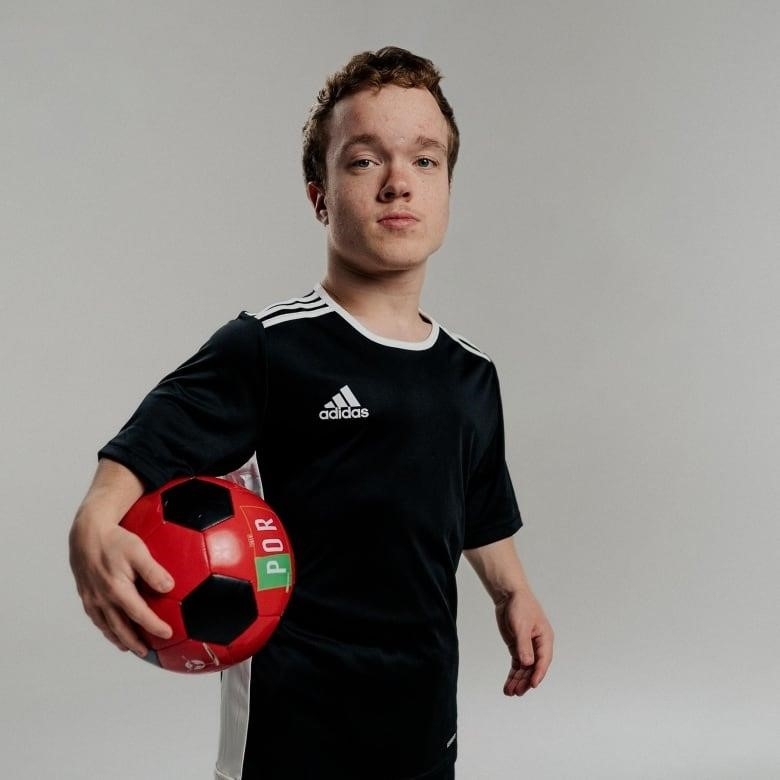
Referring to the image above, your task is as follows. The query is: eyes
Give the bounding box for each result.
[349,157,440,170]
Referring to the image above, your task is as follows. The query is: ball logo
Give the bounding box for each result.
[182,643,220,672]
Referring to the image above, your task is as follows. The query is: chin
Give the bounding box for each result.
[372,240,442,268]
[331,236,442,276]
[371,253,430,273]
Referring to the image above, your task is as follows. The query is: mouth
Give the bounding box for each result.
[378,212,419,229]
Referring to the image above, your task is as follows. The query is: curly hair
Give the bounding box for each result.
[302,46,459,186]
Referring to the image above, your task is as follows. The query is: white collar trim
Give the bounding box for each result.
[316,284,439,351]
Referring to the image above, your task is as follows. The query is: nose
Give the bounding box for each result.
[378,162,411,202]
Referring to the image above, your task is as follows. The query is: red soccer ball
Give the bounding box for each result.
[120,476,295,673]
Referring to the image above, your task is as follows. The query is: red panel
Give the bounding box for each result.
[257,587,293,618]
[120,491,164,541]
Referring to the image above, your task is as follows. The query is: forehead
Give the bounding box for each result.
[327,84,449,156]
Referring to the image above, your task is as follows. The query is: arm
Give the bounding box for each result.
[69,458,174,656]
[464,537,553,696]
[71,316,264,654]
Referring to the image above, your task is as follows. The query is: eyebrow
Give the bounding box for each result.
[339,133,448,156]
[414,135,448,154]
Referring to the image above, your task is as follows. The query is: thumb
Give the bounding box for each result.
[515,629,535,668]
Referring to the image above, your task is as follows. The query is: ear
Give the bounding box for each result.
[306,181,328,225]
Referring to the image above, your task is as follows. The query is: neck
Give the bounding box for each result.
[321,261,431,342]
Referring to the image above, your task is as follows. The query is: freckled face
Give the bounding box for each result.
[310,85,451,275]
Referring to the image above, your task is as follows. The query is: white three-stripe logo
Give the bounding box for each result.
[324,385,361,410]
[319,385,370,420]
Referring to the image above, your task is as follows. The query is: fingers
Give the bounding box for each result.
[117,580,173,641]
[92,610,130,652]
[516,631,535,669]
[82,596,143,654]
[116,535,174,640]
[85,586,171,656]
[75,531,174,653]
[101,604,149,656]
[530,628,554,688]
[504,620,554,696]
[500,618,534,696]
[503,658,533,697]
[130,541,174,595]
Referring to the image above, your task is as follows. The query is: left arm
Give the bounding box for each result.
[464,537,554,696]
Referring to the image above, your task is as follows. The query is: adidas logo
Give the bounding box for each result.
[319,385,370,420]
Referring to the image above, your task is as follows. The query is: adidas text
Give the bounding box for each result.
[319,407,369,420]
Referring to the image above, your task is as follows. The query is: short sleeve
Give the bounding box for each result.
[462,366,523,549]
[98,312,266,491]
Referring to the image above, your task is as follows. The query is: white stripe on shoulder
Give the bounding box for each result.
[256,299,326,320]
[440,325,492,362]
[261,307,332,329]
[247,291,320,319]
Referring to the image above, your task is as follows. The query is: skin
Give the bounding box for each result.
[69,459,173,656]
[307,84,451,342]
[69,82,553,695]
[464,539,554,695]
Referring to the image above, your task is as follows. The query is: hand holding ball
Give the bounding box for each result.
[120,476,294,673]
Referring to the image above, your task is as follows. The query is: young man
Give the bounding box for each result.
[69,47,553,779]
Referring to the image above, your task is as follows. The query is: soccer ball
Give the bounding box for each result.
[120,476,294,673]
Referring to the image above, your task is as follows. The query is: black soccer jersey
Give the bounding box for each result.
[100,286,522,780]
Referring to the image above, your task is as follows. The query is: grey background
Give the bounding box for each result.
[2,1,778,777]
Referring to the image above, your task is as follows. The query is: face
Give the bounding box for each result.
[308,84,451,276]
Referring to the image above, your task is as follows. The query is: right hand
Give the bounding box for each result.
[69,461,175,656]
